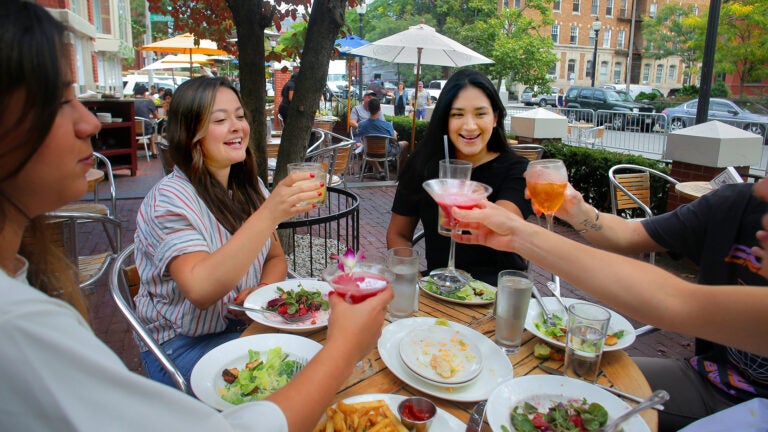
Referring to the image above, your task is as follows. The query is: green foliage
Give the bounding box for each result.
[711,80,732,98]
[678,85,699,98]
[635,91,659,102]
[642,3,701,77]
[540,141,673,217]
[386,115,429,145]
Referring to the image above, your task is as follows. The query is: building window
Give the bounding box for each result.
[567,59,576,80]
[642,64,651,83]
[570,26,579,45]
[591,0,599,15]
[617,30,625,49]
[605,0,614,16]
[573,0,581,13]
[649,2,657,18]
[613,62,622,83]
[553,0,561,11]
[603,29,611,48]
[599,61,609,82]
[668,65,677,82]
[513,0,522,8]
[619,0,628,17]
[93,0,111,34]
[586,60,593,79]
[549,64,557,77]
[655,64,664,84]
[552,25,560,43]
[692,5,699,15]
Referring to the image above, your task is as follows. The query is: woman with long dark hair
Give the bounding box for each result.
[387,69,533,285]
[0,4,391,429]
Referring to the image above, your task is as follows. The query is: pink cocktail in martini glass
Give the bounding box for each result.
[422,179,493,292]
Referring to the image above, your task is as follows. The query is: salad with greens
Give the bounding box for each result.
[534,312,626,346]
[419,277,496,302]
[265,283,330,322]
[219,347,302,405]
[502,399,609,432]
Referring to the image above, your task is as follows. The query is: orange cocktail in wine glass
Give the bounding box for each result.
[526,159,568,231]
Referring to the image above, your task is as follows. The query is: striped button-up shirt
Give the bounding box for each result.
[134,167,270,347]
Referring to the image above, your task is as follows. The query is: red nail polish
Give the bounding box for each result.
[317,191,322,196]
[312,203,317,208]
[319,182,325,187]
[309,173,315,178]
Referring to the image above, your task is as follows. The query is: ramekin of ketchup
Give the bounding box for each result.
[397,396,437,431]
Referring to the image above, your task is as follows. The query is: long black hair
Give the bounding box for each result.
[1,0,87,317]
[399,69,511,194]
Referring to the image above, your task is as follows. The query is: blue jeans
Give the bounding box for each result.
[416,108,427,120]
[141,327,242,389]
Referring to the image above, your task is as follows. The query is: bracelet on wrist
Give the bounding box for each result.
[576,206,600,234]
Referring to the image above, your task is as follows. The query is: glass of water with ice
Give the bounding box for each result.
[386,247,421,320]
[494,270,533,354]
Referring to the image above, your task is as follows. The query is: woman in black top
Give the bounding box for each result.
[392,82,408,116]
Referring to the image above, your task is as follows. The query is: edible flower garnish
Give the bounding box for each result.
[330,248,366,272]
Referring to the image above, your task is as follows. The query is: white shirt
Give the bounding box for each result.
[0,268,288,431]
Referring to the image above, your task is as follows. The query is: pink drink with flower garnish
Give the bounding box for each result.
[328,271,390,304]
[434,193,486,227]
[323,251,395,304]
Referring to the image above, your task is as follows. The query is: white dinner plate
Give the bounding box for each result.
[399,325,484,385]
[191,334,322,411]
[316,393,465,431]
[243,280,332,333]
[486,375,650,432]
[418,277,497,305]
[378,317,513,402]
[525,297,637,351]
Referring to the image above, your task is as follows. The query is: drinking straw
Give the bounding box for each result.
[443,135,449,161]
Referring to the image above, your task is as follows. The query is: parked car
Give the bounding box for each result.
[425,80,447,102]
[367,80,397,103]
[521,86,560,107]
[660,98,768,141]
[564,86,656,131]
[600,84,663,101]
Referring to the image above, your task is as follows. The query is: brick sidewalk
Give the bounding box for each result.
[84,158,695,376]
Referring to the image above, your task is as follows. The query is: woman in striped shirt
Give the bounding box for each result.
[133,77,323,387]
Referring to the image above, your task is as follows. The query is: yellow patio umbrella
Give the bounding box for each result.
[140,33,227,75]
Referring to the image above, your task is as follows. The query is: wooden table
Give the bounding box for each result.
[242,293,657,431]
[675,181,714,200]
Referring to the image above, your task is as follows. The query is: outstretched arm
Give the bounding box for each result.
[453,201,768,357]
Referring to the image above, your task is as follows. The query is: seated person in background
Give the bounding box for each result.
[133,83,158,157]
[456,178,768,431]
[349,91,375,133]
[156,88,172,136]
[133,76,326,387]
[0,3,392,431]
[387,69,532,285]
[356,98,409,179]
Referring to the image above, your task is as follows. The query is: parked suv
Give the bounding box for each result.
[564,86,656,131]
[521,86,559,107]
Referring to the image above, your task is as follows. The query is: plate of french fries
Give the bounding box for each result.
[313,393,464,432]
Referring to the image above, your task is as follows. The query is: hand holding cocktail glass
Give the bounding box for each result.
[422,179,492,292]
[525,159,568,231]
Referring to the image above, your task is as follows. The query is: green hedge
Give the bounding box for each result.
[386,115,429,145]
[539,141,673,217]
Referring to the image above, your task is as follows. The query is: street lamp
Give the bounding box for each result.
[590,17,602,87]
[356,2,367,101]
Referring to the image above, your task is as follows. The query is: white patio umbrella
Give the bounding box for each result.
[141,33,227,74]
[349,23,494,148]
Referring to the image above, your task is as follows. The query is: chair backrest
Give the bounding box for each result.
[134,117,151,138]
[109,244,189,393]
[511,144,545,161]
[331,142,354,177]
[608,164,679,219]
[306,129,327,155]
[361,134,393,158]
[92,152,117,216]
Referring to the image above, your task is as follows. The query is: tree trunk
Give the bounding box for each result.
[273,0,348,186]
[228,0,272,183]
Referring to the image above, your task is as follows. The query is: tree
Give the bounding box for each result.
[146,0,353,184]
[710,0,768,98]
[641,4,701,83]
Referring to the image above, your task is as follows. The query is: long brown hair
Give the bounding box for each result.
[167,77,266,233]
[1,1,87,317]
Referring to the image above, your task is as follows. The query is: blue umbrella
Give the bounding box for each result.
[334,35,370,130]
[335,35,369,55]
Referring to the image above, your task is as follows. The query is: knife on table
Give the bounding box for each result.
[531,284,556,327]
[536,364,665,411]
[465,400,487,432]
